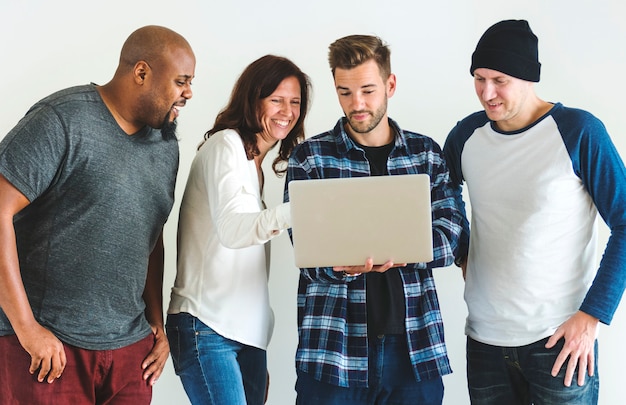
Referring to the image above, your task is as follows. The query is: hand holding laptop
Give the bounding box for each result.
[333,258,407,276]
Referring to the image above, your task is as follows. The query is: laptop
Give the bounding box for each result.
[288,174,433,268]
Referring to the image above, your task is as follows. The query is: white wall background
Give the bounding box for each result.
[1,1,624,404]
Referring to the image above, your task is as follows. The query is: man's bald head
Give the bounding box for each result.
[118,25,194,71]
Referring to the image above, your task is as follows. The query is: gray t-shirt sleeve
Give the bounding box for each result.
[0,103,67,201]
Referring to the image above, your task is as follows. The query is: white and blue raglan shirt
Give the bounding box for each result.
[444,102,626,346]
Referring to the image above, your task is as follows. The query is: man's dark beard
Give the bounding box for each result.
[161,116,178,141]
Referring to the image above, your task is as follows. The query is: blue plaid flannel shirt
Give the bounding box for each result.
[284,117,464,388]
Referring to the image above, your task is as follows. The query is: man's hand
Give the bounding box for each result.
[545,311,599,387]
[141,325,169,386]
[0,174,65,383]
[334,258,406,276]
[17,324,66,383]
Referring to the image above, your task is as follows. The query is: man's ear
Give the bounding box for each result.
[134,61,150,84]
[386,73,397,97]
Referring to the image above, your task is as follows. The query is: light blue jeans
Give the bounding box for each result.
[467,336,599,405]
[166,312,267,405]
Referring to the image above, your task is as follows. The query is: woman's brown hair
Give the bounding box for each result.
[204,55,312,176]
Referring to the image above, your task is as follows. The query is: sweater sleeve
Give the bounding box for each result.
[204,131,290,249]
[557,108,626,324]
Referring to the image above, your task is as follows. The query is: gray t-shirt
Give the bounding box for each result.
[0,84,179,350]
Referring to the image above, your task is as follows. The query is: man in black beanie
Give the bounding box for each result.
[444,19,626,405]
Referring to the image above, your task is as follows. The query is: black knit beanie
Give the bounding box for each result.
[470,19,541,82]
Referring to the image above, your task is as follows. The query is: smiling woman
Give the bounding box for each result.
[165,54,312,405]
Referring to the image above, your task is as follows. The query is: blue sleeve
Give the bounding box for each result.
[421,137,466,269]
[443,115,485,262]
[557,108,626,324]
[284,143,349,284]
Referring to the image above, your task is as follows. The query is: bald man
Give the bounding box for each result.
[0,25,195,404]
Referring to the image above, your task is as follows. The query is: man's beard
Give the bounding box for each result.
[346,98,387,134]
[160,113,178,141]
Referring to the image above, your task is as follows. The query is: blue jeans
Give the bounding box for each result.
[295,334,444,405]
[166,313,267,405]
[467,336,599,405]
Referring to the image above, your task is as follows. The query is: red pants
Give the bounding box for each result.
[0,333,154,405]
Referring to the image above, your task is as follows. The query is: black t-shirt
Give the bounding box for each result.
[355,140,406,336]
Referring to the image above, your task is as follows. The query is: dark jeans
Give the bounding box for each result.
[295,334,444,405]
[166,312,267,405]
[467,336,599,405]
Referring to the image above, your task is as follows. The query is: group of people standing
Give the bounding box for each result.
[0,19,624,405]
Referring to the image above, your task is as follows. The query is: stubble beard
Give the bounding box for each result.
[346,99,387,135]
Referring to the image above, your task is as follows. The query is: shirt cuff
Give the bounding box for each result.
[275,202,291,230]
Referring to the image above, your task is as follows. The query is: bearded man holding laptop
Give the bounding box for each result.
[283,34,466,405]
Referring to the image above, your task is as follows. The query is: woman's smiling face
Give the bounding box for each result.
[257,76,301,145]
